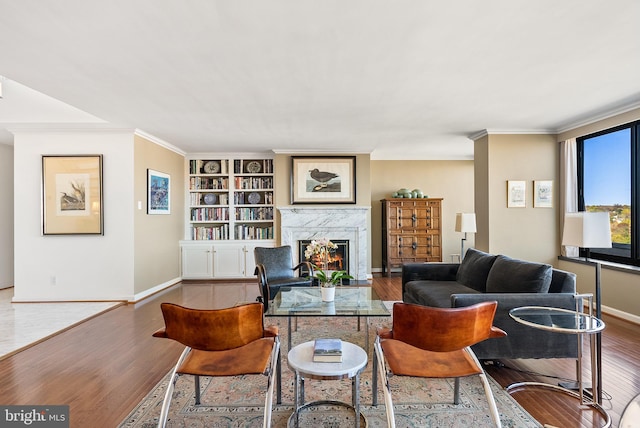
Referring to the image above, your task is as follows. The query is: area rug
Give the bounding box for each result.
[119,315,542,428]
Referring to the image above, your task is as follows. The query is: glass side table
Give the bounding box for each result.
[508,304,610,427]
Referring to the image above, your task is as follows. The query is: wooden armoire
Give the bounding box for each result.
[381,198,443,276]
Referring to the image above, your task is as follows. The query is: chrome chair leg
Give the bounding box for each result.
[157,347,191,428]
[468,348,502,428]
[374,338,396,428]
[262,338,280,428]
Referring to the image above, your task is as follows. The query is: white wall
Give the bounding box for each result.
[12,131,136,301]
[0,144,14,289]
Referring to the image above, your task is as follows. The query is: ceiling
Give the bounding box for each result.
[1,0,639,160]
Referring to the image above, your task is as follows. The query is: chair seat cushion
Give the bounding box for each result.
[381,339,481,378]
[270,277,312,287]
[178,337,276,376]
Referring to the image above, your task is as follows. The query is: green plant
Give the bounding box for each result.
[315,269,353,287]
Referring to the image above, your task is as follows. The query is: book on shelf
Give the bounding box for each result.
[313,338,342,362]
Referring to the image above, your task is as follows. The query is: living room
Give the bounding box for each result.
[0,2,639,426]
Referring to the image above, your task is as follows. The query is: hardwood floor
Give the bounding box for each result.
[0,276,637,428]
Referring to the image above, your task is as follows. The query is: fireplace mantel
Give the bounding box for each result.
[278,206,370,280]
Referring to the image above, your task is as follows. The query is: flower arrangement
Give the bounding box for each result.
[304,238,353,287]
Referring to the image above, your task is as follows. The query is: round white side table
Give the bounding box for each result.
[287,340,367,428]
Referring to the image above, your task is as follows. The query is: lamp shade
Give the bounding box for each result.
[455,213,477,233]
[562,212,612,248]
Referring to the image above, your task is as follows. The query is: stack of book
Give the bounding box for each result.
[313,338,343,362]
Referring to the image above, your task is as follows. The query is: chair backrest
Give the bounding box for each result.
[254,246,295,281]
[157,302,265,351]
[391,301,504,352]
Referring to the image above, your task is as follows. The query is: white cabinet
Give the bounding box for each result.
[181,244,214,279]
[181,241,274,279]
[212,244,245,278]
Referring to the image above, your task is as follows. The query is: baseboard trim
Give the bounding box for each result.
[130,277,182,303]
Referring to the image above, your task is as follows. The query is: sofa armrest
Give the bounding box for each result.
[452,293,579,360]
[451,292,578,310]
[402,263,459,295]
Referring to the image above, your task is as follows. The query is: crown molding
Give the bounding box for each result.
[556,100,640,134]
[272,148,372,154]
[468,128,555,141]
[134,129,185,156]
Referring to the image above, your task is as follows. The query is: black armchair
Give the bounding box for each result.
[254,246,314,309]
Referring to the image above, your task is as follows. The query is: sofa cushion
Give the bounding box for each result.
[485,255,552,293]
[455,248,498,292]
[404,280,481,308]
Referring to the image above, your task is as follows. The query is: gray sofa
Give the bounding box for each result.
[402,248,579,360]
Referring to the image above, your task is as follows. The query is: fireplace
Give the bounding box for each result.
[278,206,369,280]
[298,239,349,273]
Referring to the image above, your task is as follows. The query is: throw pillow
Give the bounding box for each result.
[455,248,498,292]
[485,255,552,293]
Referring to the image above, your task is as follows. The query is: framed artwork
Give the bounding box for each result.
[534,180,553,208]
[147,169,170,214]
[507,180,526,208]
[42,155,103,235]
[291,156,356,204]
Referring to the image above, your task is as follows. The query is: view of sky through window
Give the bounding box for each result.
[583,128,631,245]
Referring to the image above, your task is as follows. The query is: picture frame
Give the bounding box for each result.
[147,169,171,214]
[291,156,356,204]
[507,180,526,208]
[534,180,553,208]
[42,155,103,235]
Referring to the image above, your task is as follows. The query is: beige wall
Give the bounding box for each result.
[474,135,490,252]
[473,134,559,265]
[370,160,475,270]
[133,135,184,294]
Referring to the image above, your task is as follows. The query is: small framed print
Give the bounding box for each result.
[147,169,170,214]
[42,155,103,235]
[534,180,553,208]
[507,180,526,208]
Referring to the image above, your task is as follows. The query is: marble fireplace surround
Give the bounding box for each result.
[278,206,370,280]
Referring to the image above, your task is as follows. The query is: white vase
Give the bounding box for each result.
[321,286,335,302]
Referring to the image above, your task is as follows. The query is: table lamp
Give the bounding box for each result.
[561,211,612,404]
[455,213,476,260]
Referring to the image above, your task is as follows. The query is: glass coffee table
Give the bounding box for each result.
[265,286,391,351]
[265,286,390,405]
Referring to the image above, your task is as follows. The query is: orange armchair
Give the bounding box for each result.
[153,302,280,428]
[373,301,507,427]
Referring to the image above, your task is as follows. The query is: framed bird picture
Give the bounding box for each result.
[42,155,103,235]
[291,156,356,204]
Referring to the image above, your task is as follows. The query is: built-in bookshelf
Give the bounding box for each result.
[186,156,274,241]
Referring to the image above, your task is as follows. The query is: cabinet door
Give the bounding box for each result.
[212,244,246,278]
[181,245,214,279]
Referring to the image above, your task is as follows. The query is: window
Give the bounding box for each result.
[577,120,640,265]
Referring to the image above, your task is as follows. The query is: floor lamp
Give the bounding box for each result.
[455,213,476,260]
[561,211,612,404]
